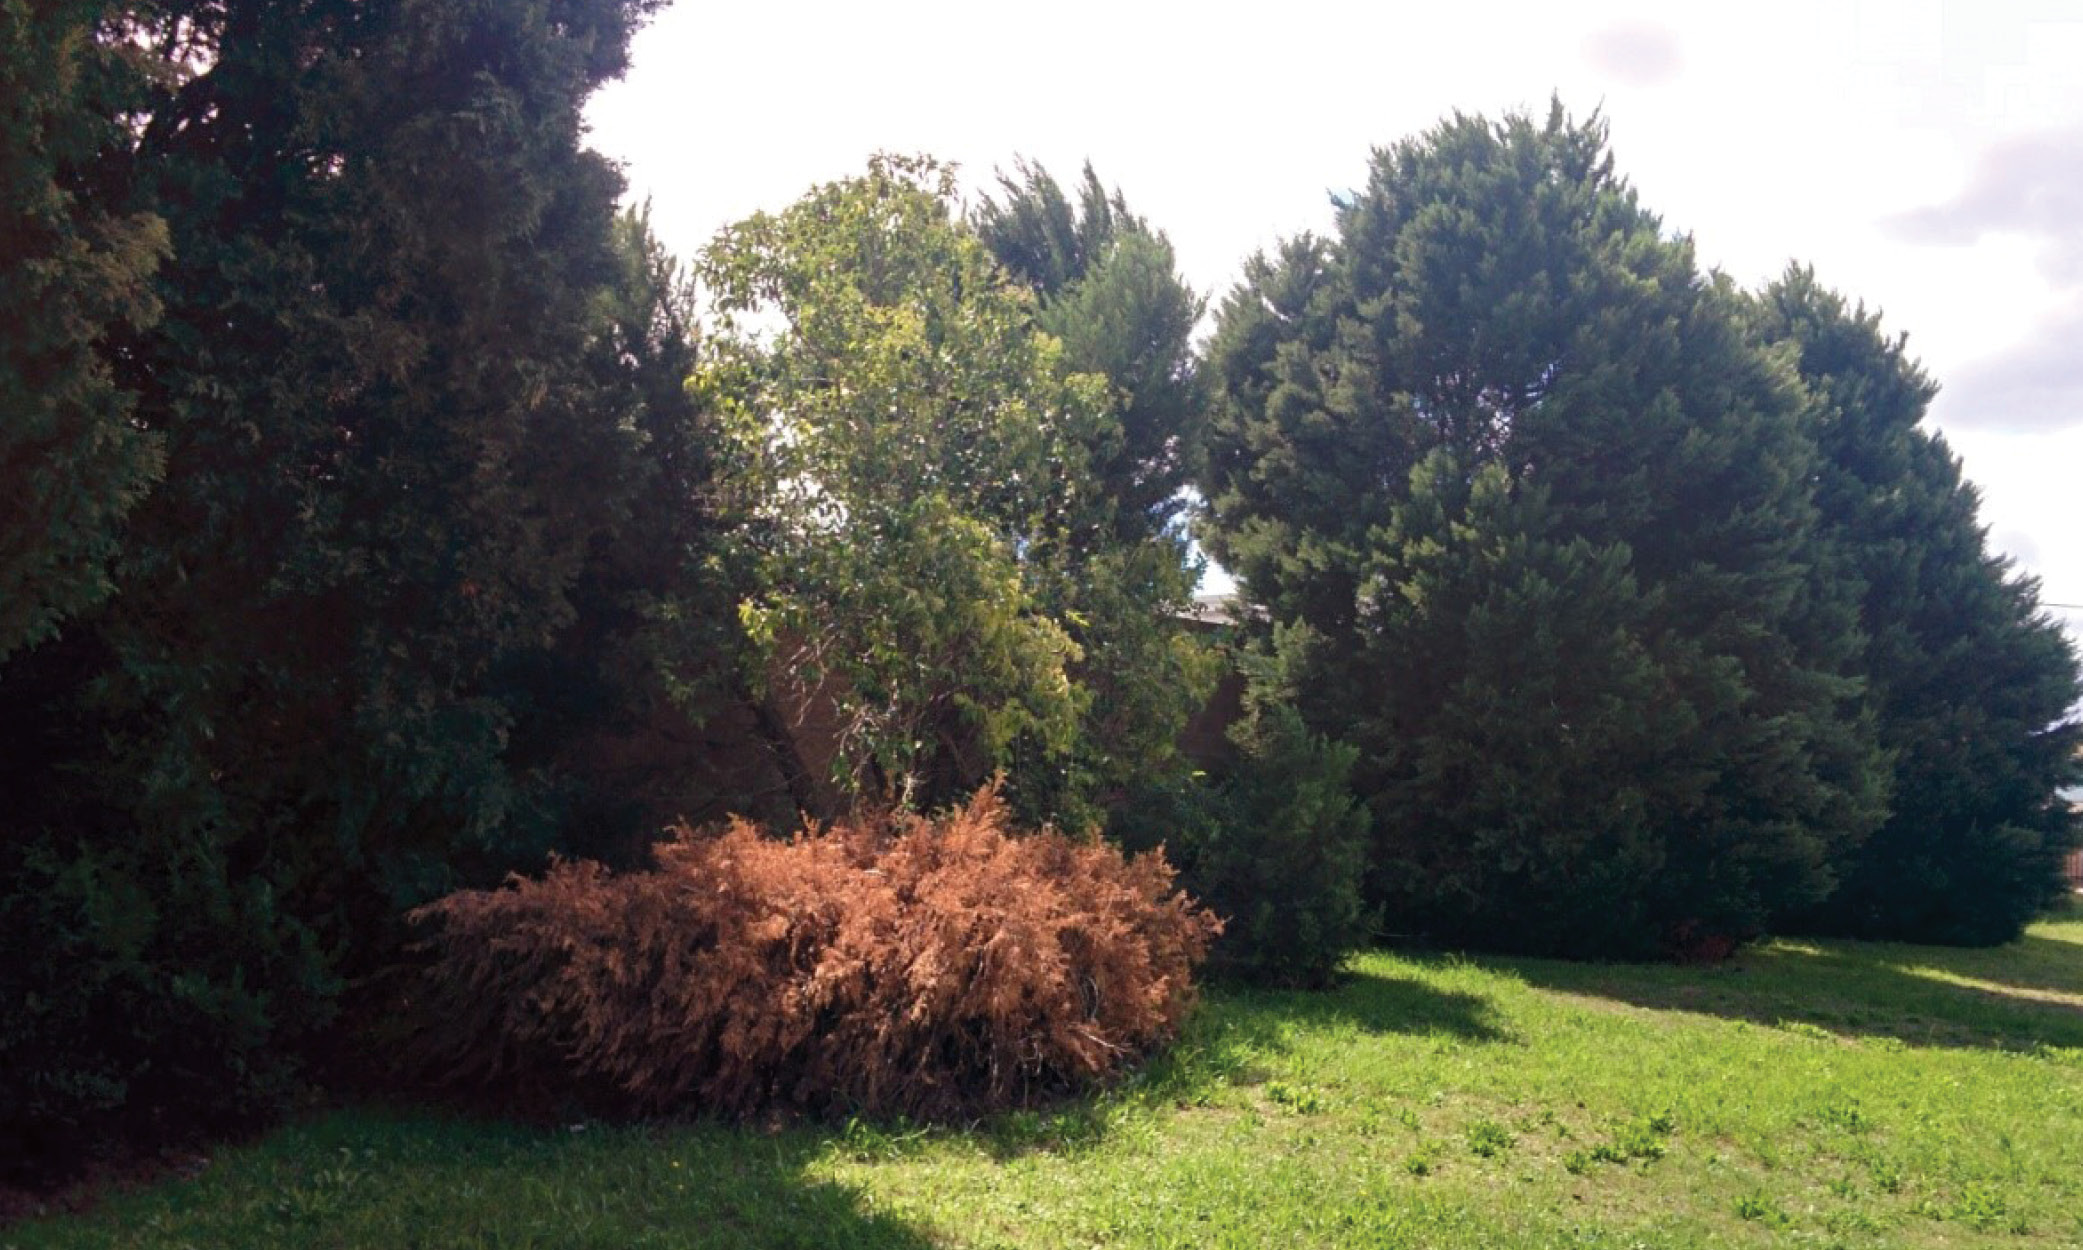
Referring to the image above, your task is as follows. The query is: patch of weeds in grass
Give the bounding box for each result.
[1613,1127,1667,1163]
[1265,1081,1327,1115]
[1045,1107,1112,1153]
[993,1109,1044,1150]
[1824,1206,1883,1236]
[268,1154,367,1227]
[1732,1191,1791,1229]
[1466,1119,1514,1159]
[1777,1019,1837,1042]
[1865,1155,1906,1195]
[989,1105,1114,1156]
[1134,1021,1260,1100]
[1813,1097,1871,1134]
[1575,1111,1673,1171]
[1404,1149,1438,1177]
[1563,1148,1595,1176]
[1949,1181,2013,1232]
[840,1114,931,1161]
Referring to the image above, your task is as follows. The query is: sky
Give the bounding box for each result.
[586,0,2083,641]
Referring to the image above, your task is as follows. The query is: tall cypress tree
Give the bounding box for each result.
[976,161,1205,536]
[1,0,686,1176]
[1202,105,1888,957]
[0,0,166,662]
[974,162,1216,824]
[86,0,671,945]
[1756,269,2083,945]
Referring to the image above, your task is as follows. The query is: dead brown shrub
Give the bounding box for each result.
[403,783,1218,1119]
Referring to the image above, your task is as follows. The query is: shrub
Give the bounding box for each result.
[402,784,1218,1120]
[0,828,331,1186]
[1204,706,1375,986]
[1113,704,1375,988]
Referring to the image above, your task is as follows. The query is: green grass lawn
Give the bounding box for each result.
[13,905,2083,1249]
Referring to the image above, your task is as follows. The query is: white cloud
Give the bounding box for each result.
[1887,126,2083,280]
[1941,298,2083,433]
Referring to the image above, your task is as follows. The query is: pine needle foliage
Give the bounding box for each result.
[404,784,1219,1121]
[1199,103,1889,958]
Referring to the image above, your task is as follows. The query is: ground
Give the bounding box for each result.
[10,905,2083,1249]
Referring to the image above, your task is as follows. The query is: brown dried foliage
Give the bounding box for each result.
[403,784,1219,1120]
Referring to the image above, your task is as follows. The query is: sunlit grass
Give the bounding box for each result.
[12,906,2083,1249]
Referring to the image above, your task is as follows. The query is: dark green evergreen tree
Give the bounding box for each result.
[1201,105,1889,958]
[0,0,166,662]
[976,161,1204,535]
[90,0,672,942]
[1755,269,2083,945]
[1,0,697,1177]
[974,161,1216,824]
[490,205,752,862]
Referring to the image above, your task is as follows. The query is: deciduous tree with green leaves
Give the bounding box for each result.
[698,157,1101,816]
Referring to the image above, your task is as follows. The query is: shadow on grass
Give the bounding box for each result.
[6,1107,935,1250]
[1133,966,1512,1096]
[952,964,1515,1162]
[1226,962,1514,1042]
[1497,918,2083,1053]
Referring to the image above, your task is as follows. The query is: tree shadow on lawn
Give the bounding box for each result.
[958,965,1515,1162]
[1495,923,2083,1053]
[1225,961,1517,1043]
[6,1107,937,1250]
[1137,965,1514,1091]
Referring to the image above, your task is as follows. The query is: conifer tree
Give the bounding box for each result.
[0,0,166,662]
[1756,270,2083,944]
[1,0,687,1175]
[977,161,1205,535]
[974,161,1215,823]
[1202,106,1888,957]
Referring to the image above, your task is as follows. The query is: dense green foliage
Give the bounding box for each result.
[697,157,1101,815]
[1201,105,1892,958]
[1195,702,1375,987]
[1111,630,1375,989]
[0,0,166,661]
[0,0,702,1180]
[974,162,1216,823]
[1753,271,2083,945]
[699,158,1213,825]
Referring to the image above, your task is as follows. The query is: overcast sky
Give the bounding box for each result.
[587,0,2083,641]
